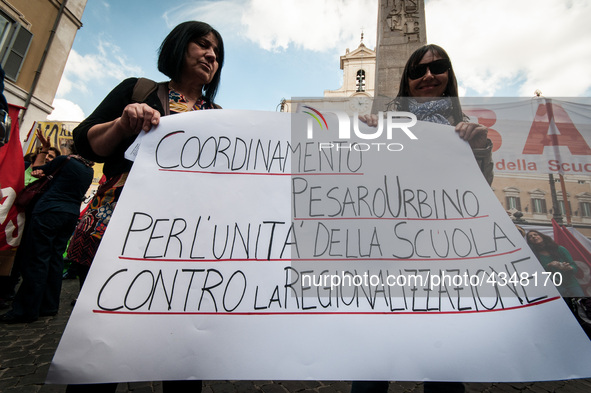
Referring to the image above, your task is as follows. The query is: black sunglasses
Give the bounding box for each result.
[408,59,450,80]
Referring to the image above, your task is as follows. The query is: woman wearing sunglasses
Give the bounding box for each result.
[361,44,493,185]
[353,45,493,393]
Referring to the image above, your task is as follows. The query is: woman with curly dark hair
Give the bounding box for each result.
[526,230,584,297]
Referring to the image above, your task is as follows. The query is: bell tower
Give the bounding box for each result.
[324,33,376,99]
[373,0,427,111]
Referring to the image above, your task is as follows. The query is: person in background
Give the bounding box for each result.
[29,145,60,178]
[23,152,35,167]
[46,146,60,162]
[65,20,224,393]
[353,44,494,393]
[0,141,93,323]
[0,131,62,308]
[24,131,61,186]
[526,230,584,298]
[23,150,40,186]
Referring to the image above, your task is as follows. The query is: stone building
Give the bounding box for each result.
[493,173,591,236]
[284,0,427,116]
[373,0,426,112]
[282,35,377,116]
[282,0,591,238]
[324,35,376,100]
[0,0,86,140]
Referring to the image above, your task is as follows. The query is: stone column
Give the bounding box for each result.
[373,0,426,112]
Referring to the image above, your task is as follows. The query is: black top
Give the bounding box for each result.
[72,78,166,179]
[32,155,94,216]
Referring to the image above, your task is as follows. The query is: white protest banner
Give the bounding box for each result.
[48,109,591,384]
[461,97,591,175]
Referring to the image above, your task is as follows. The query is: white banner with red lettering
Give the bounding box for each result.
[48,109,591,384]
[461,97,591,175]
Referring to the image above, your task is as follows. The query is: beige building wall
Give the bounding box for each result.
[1,0,86,140]
[285,40,376,116]
[492,173,591,237]
[324,41,376,99]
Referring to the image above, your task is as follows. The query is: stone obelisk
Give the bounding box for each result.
[373,0,426,112]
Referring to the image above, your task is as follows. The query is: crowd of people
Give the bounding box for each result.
[0,129,93,322]
[0,17,589,392]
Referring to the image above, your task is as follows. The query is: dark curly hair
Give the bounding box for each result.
[526,230,561,259]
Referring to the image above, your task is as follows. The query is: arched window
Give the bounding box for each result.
[528,189,547,214]
[577,192,591,217]
[356,69,366,92]
[503,187,521,211]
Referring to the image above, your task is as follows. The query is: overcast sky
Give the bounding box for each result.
[48,0,591,121]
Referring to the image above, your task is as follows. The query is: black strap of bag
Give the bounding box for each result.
[132,78,170,116]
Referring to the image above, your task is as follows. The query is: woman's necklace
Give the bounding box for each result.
[169,81,202,103]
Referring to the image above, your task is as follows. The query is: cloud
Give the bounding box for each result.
[47,99,86,121]
[163,1,244,33]
[56,42,143,97]
[425,0,591,96]
[164,0,377,52]
[241,0,378,52]
[162,0,591,97]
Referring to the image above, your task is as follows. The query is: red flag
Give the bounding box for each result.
[552,219,591,268]
[0,104,25,251]
[552,219,569,248]
[563,229,591,266]
[552,218,591,296]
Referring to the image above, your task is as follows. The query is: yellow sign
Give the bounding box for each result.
[24,121,105,193]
